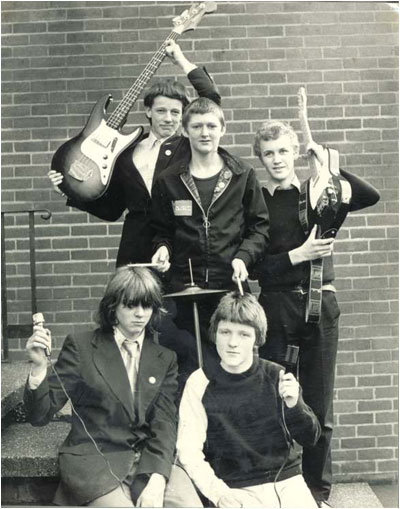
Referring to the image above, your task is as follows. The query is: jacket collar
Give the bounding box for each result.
[176,146,251,177]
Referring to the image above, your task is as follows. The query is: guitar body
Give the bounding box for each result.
[52,94,143,202]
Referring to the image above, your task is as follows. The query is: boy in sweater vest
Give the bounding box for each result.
[252,120,380,506]
[176,292,320,508]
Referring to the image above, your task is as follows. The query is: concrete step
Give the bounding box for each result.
[1,361,31,418]
[329,482,384,508]
[2,421,70,478]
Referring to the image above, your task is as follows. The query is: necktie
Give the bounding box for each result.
[122,339,139,395]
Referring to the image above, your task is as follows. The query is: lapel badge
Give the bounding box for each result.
[165,150,172,156]
[223,170,232,179]
[149,376,156,384]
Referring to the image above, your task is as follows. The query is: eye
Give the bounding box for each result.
[219,329,230,335]
[171,110,181,116]
[239,331,251,338]
[263,151,273,158]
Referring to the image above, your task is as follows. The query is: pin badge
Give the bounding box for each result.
[149,376,156,384]
[224,170,232,179]
[165,150,172,156]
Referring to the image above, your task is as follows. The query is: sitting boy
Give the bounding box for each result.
[176,292,320,508]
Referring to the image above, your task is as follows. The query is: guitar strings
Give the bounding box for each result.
[107,31,180,129]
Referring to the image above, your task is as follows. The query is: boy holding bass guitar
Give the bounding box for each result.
[49,40,220,267]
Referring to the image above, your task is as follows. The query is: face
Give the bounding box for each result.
[216,320,256,374]
[146,95,183,140]
[115,303,153,339]
[259,134,299,187]
[184,112,225,156]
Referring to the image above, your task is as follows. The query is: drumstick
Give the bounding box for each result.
[236,277,244,296]
[188,258,195,286]
[126,263,160,268]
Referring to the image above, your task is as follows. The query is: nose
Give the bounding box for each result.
[273,152,282,164]
[134,305,145,317]
[200,125,209,137]
[164,110,172,123]
[227,333,240,348]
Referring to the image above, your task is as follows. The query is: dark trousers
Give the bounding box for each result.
[258,289,340,503]
[158,296,222,396]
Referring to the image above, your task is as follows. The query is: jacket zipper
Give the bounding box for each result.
[180,172,231,285]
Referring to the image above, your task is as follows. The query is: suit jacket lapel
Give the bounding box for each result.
[92,330,136,422]
[135,337,167,422]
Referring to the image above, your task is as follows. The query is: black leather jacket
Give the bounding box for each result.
[151,148,269,290]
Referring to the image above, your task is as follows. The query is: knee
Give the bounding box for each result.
[164,465,203,508]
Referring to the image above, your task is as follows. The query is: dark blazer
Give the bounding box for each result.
[24,330,178,506]
[67,67,221,267]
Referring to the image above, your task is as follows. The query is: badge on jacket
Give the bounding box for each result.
[173,200,192,216]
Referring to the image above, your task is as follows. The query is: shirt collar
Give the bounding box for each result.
[264,174,301,196]
[148,129,174,146]
[113,327,145,352]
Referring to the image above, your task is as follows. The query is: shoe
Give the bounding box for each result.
[317,501,332,508]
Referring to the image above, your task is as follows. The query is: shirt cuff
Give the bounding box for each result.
[28,367,47,390]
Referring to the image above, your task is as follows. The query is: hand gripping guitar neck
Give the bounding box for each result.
[297,87,352,323]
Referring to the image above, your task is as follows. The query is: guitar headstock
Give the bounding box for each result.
[172,2,217,34]
[297,86,307,117]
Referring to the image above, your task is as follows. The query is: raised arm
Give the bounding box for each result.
[166,40,221,105]
[24,333,81,426]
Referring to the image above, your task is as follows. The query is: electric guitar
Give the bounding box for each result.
[52,2,217,202]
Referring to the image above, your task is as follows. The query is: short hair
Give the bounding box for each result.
[253,120,299,159]
[97,266,166,334]
[209,292,267,348]
[143,79,190,110]
[182,97,225,130]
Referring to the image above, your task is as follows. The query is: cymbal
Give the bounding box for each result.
[164,284,227,298]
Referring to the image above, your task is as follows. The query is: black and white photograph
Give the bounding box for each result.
[1,1,398,507]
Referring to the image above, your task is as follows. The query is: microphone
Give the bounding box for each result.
[32,312,51,358]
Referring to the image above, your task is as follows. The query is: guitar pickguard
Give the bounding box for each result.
[80,120,141,185]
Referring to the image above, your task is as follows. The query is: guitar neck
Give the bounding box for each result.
[299,110,319,181]
[107,31,180,129]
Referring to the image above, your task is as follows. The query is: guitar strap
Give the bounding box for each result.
[299,148,352,323]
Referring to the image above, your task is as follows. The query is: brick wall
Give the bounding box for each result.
[2,1,398,483]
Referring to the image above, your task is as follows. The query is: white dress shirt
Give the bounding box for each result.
[132,131,164,195]
[264,174,301,196]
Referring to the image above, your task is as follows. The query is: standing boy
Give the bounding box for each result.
[176,292,320,508]
[151,97,269,380]
[252,120,380,506]
[48,41,220,267]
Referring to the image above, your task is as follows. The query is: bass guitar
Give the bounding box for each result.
[52,2,217,202]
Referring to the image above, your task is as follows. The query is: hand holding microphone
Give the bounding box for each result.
[26,313,52,374]
[278,370,300,409]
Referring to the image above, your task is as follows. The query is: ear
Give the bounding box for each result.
[220,124,226,137]
[145,107,152,121]
[182,127,189,138]
[293,144,300,160]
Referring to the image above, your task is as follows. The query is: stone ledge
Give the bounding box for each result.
[1,361,31,417]
[2,421,70,478]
